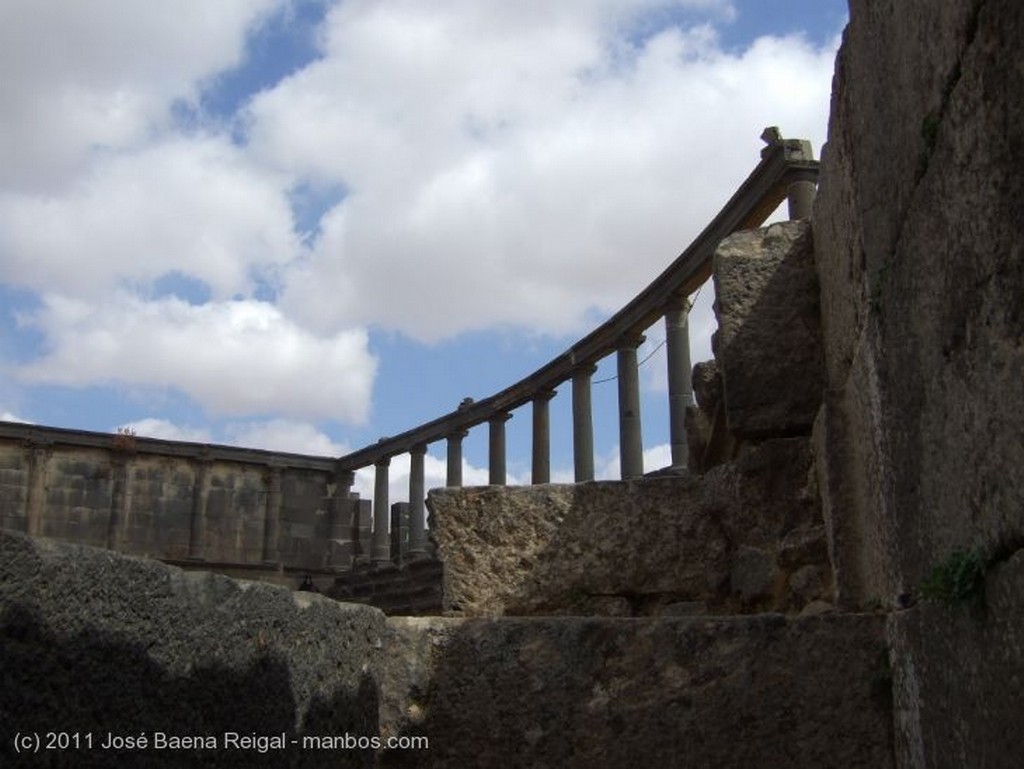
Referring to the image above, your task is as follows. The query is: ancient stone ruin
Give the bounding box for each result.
[2,1,1022,767]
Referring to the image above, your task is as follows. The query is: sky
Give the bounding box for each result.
[0,0,847,503]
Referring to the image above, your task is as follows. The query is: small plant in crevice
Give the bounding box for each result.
[918,548,986,607]
[112,426,137,454]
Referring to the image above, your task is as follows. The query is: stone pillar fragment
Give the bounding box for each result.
[617,335,645,479]
[488,413,512,486]
[572,365,597,482]
[372,458,391,564]
[665,301,694,469]
[531,390,556,484]
[409,445,427,556]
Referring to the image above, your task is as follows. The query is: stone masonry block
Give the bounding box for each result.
[712,220,825,437]
[381,614,893,768]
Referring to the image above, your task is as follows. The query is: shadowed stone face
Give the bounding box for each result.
[712,219,824,439]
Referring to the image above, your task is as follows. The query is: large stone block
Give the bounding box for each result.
[0,530,384,768]
[811,2,1024,764]
[712,220,825,437]
[428,438,831,617]
[380,613,893,769]
[888,549,1024,769]
[815,0,1024,603]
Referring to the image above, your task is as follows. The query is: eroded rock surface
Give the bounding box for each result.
[0,529,383,768]
[429,438,831,618]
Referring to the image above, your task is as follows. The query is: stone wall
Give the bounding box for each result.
[0,421,362,574]
[329,558,444,617]
[0,529,893,769]
[0,422,446,613]
[812,1,1024,766]
[379,613,893,769]
[429,437,832,618]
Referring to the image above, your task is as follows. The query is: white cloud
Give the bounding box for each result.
[240,3,838,341]
[117,415,346,457]
[593,442,675,480]
[0,136,300,301]
[224,418,347,456]
[0,1,841,455]
[16,293,376,423]
[0,411,31,424]
[0,0,281,191]
[119,417,212,443]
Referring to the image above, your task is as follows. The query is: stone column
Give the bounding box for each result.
[261,466,283,563]
[372,458,391,564]
[106,458,129,552]
[787,180,817,220]
[390,502,410,563]
[25,442,50,537]
[665,300,694,469]
[408,444,428,556]
[188,456,211,560]
[531,390,556,484]
[489,412,512,486]
[572,365,597,482]
[446,430,467,487]
[617,334,645,479]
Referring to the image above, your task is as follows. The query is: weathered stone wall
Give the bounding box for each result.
[429,437,832,618]
[380,613,893,769]
[0,421,357,575]
[813,1,1024,766]
[329,558,444,617]
[3,530,894,768]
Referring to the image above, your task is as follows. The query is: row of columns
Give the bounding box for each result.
[362,302,695,564]
[356,170,816,565]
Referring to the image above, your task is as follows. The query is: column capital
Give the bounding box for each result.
[375,455,391,468]
[410,443,428,457]
[618,331,646,350]
[572,362,598,378]
[447,428,469,441]
[664,294,692,313]
[533,388,557,403]
[489,411,513,424]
